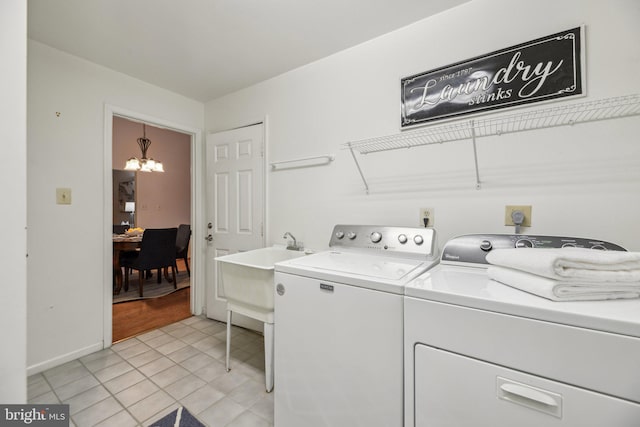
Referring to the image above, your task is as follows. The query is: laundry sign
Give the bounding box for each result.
[400,26,585,127]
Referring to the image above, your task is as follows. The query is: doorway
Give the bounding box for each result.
[111,117,192,341]
[103,105,203,347]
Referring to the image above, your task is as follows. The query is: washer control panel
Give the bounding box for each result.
[441,234,627,266]
[329,224,437,259]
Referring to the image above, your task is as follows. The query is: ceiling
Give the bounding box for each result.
[28,0,470,102]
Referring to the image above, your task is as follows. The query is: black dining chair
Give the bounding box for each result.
[176,224,191,276]
[122,228,178,297]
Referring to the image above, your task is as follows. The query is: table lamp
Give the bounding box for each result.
[125,202,135,227]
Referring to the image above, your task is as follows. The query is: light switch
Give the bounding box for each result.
[56,188,72,205]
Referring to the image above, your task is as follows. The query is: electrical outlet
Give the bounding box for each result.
[56,188,72,205]
[505,205,532,226]
[419,208,435,227]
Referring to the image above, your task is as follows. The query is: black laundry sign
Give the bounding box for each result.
[400,27,584,127]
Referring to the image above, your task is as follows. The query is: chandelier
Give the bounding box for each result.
[124,123,165,172]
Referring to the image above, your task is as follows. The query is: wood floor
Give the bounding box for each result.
[112,259,192,343]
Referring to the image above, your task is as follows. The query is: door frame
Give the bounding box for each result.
[102,104,204,347]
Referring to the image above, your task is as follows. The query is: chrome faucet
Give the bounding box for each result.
[283,232,302,251]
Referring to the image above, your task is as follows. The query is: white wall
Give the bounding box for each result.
[0,0,27,402]
[27,40,204,373]
[205,0,640,252]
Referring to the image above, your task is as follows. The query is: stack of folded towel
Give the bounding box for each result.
[486,247,640,301]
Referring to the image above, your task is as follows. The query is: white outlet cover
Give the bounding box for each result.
[419,208,434,227]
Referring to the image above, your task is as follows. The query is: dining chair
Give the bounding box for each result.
[176,224,191,276]
[122,228,178,297]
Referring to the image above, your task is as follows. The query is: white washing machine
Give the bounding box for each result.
[404,234,640,427]
[274,225,439,427]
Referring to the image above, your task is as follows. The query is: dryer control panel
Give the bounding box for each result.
[441,234,626,266]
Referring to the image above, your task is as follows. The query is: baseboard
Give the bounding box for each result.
[27,341,104,376]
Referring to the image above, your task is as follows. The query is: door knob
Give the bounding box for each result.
[205,234,213,242]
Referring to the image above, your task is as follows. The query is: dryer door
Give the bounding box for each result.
[414,344,640,427]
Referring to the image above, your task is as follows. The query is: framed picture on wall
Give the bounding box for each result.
[118,179,135,211]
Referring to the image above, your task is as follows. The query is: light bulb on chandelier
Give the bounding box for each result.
[124,123,165,172]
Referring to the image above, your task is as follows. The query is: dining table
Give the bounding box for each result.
[113,234,142,295]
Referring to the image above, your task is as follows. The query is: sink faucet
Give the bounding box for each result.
[283,232,302,251]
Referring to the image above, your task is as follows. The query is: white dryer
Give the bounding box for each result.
[404,234,640,427]
[274,225,439,427]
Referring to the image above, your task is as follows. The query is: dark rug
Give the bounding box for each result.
[147,407,205,427]
[113,269,190,304]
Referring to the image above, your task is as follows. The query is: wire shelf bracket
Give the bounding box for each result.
[343,94,640,193]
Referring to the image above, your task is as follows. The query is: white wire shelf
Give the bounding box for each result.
[343,94,640,193]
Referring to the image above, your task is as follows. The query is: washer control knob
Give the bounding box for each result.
[515,239,534,248]
[591,244,606,250]
[413,235,424,245]
[347,231,357,240]
[335,231,345,239]
[562,243,577,248]
[370,232,382,243]
[480,240,493,251]
[398,234,408,244]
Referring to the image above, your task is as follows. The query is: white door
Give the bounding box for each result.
[205,123,265,324]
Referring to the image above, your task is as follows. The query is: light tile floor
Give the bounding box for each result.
[27,316,273,427]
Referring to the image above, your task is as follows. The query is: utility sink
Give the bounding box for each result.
[216,246,306,393]
[215,246,306,321]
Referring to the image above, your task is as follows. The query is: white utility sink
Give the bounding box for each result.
[215,246,306,392]
[216,246,306,318]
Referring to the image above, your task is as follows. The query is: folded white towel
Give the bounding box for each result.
[488,266,640,301]
[485,247,640,282]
